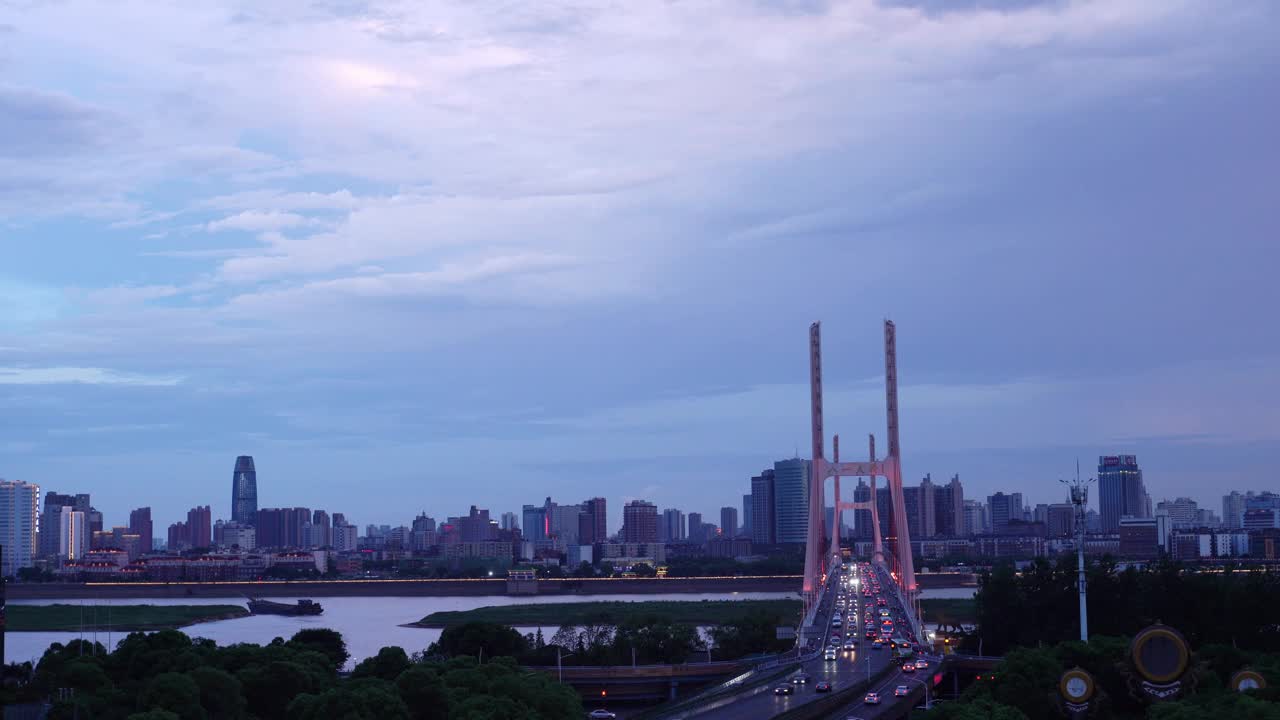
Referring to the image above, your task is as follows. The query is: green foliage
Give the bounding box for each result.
[709,609,793,658]
[5,604,250,632]
[970,557,1280,655]
[427,621,531,659]
[15,628,581,720]
[352,646,412,681]
[288,628,350,669]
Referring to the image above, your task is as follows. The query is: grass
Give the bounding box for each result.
[412,599,803,628]
[7,604,250,632]
[921,598,976,625]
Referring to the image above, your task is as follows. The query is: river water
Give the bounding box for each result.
[7,592,794,669]
[8,586,972,668]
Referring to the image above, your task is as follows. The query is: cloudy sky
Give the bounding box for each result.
[2,0,1277,533]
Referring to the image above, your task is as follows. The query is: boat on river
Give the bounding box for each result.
[246,598,324,616]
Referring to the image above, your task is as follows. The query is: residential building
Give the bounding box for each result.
[129,506,153,553]
[1223,491,1247,530]
[720,507,738,538]
[962,499,985,536]
[187,506,213,549]
[987,492,1023,534]
[522,504,548,543]
[581,497,608,545]
[660,508,686,543]
[1118,517,1160,560]
[1047,503,1075,539]
[1155,497,1199,528]
[934,474,964,537]
[1099,455,1149,531]
[1,479,41,576]
[500,512,519,532]
[688,512,704,543]
[622,500,658,543]
[741,493,753,538]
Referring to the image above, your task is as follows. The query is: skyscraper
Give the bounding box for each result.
[187,506,212,548]
[741,494,753,538]
[232,456,258,526]
[987,492,1022,533]
[1,479,41,577]
[500,512,519,532]
[582,497,607,545]
[660,508,686,542]
[38,492,87,558]
[688,512,705,543]
[255,508,286,548]
[750,469,776,545]
[311,510,332,547]
[128,507,153,553]
[1098,455,1148,531]
[917,474,937,538]
[772,458,810,544]
[58,507,87,562]
[1223,491,1247,529]
[962,499,984,536]
[522,504,548,543]
[622,500,658,543]
[720,507,738,538]
[934,474,964,537]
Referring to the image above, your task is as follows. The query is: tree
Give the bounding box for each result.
[138,672,205,719]
[127,711,182,720]
[429,622,530,659]
[352,647,411,681]
[395,666,451,720]
[287,678,409,720]
[189,666,245,720]
[632,562,657,578]
[288,628,349,670]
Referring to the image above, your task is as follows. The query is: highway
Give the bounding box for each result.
[678,562,923,720]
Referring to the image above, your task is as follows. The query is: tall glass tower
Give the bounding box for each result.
[232,456,258,526]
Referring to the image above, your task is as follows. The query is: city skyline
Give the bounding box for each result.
[2,1,1278,529]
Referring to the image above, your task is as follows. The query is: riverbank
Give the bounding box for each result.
[6,575,803,600]
[7,604,250,631]
[410,599,803,628]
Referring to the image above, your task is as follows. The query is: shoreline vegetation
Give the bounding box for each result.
[410,599,803,628]
[919,597,976,626]
[6,603,250,632]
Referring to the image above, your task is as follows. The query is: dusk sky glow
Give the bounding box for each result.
[2,0,1278,532]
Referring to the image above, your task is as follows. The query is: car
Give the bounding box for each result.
[774,685,794,696]
[872,639,884,648]
[902,663,916,673]
[588,711,617,720]
[894,685,909,697]
[844,641,856,651]
[825,650,838,661]
[792,674,811,685]
[865,631,877,639]
[815,681,832,693]
[864,692,881,705]
[916,659,929,669]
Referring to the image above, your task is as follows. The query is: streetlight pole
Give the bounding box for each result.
[557,648,575,683]
[906,676,931,709]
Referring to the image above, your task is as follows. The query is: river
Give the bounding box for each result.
[6,591,794,669]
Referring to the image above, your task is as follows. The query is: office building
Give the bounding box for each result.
[720,507,738,538]
[750,469,776,545]
[38,492,88,559]
[1099,455,1149,531]
[57,507,87,562]
[129,506,153,553]
[987,492,1023,534]
[742,494,752,538]
[773,458,811,544]
[218,521,256,550]
[1119,517,1162,560]
[933,474,964,537]
[187,506,212,549]
[622,500,658,543]
[232,455,258,526]
[1047,503,1075,538]
[660,508,686,543]
[550,503,583,544]
[1156,497,1199,528]
[582,497,608,545]
[522,504,548,543]
[1,479,41,576]
[333,522,358,552]
[310,510,331,547]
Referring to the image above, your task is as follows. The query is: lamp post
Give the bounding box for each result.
[557,648,575,684]
[905,676,931,709]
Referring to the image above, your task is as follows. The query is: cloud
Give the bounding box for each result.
[206,210,313,233]
[0,367,183,386]
[0,84,125,158]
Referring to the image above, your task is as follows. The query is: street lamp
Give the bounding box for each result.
[904,676,932,710]
[557,648,575,683]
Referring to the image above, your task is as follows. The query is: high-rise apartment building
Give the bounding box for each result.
[720,507,738,538]
[660,508,686,542]
[688,512,704,542]
[742,494,752,538]
[916,474,937,538]
[1,479,41,576]
[934,474,964,537]
[167,521,190,551]
[311,510,332,547]
[750,470,776,545]
[128,507,153,553]
[1155,497,1199,528]
[1047,503,1075,538]
[622,500,658,543]
[1098,455,1148,531]
[582,497,607,545]
[187,506,212,548]
[1222,491,1247,530]
[773,458,811,544]
[37,492,88,559]
[232,455,258,526]
[962,499,984,536]
[522,504,548,543]
[500,512,519,532]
